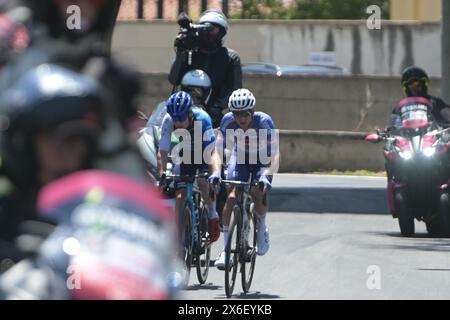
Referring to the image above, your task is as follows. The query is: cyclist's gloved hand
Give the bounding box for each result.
[158,173,167,190]
[259,175,272,192]
[208,170,222,185]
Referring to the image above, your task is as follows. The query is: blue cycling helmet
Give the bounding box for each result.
[166,91,192,121]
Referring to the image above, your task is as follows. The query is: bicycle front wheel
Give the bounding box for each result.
[182,204,193,286]
[225,205,241,298]
[196,204,211,284]
[241,206,257,293]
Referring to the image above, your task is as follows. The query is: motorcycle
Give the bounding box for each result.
[365,96,450,237]
[0,170,183,299]
[136,102,180,203]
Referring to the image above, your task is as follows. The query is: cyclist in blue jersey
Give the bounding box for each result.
[209,88,279,269]
[158,91,221,243]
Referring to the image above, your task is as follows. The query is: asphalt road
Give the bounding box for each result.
[178,174,450,300]
[270,174,389,214]
[272,173,386,189]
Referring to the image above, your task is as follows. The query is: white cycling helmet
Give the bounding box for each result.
[228,88,256,112]
[181,70,212,105]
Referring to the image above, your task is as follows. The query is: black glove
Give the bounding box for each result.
[174,33,198,51]
[158,173,167,186]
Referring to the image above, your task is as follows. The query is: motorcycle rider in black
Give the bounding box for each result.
[389,66,450,129]
[385,66,450,218]
[168,9,242,129]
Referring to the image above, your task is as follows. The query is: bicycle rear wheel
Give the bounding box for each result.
[182,204,193,286]
[241,207,257,293]
[225,205,241,298]
[196,203,211,284]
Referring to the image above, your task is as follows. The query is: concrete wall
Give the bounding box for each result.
[112,20,441,76]
[138,73,442,132]
[137,73,441,172]
[278,130,385,172]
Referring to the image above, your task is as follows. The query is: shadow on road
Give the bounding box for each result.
[361,231,450,252]
[213,291,281,300]
[185,283,221,291]
[235,292,281,299]
[271,188,388,214]
[367,231,438,238]
[417,268,450,271]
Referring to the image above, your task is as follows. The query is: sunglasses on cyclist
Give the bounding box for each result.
[172,114,188,123]
[232,110,252,118]
[183,87,204,98]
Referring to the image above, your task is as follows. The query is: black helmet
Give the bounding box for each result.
[0,63,106,189]
[198,9,228,49]
[401,66,430,95]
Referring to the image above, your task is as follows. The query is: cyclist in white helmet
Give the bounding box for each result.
[169,9,242,129]
[208,88,279,269]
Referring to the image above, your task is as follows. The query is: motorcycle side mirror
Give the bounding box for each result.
[365,133,382,143]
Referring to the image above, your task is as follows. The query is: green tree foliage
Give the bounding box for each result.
[232,0,390,20]
[290,0,390,19]
[232,0,289,19]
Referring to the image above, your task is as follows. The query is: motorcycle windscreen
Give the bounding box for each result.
[145,101,180,144]
[400,104,430,129]
[37,170,177,300]
[395,97,433,130]
[146,101,168,127]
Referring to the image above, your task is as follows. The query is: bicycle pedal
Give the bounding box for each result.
[196,247,205,255]
[245,247,255,262]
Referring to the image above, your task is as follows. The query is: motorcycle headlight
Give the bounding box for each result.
[399,150,413,160]
[423,147,436,157]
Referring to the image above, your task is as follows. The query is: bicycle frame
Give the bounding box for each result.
[219,179,261,298]
[184,180,199,250]
[165,172,210,286]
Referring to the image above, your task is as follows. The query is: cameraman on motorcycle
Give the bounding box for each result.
[389,66,450,129]
[169,9,242,129]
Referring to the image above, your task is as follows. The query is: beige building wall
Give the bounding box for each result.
[391,0,441,21]
[112,20,442,76]
[117,0,240,20]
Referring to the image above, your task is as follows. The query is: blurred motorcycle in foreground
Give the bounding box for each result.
[0,170,183,299]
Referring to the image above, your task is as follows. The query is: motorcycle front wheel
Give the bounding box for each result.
[395,189,415,237]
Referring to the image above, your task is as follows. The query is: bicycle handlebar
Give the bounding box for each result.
[213,179,264,190]
[164,172,210,180]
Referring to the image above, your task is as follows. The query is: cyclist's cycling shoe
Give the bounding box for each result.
[256,225,270,256]
[214,251,226,270]
[208,218,220,242]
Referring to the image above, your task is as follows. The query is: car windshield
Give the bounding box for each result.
[241,63,282,75]
[279,64,349,75]
[242,62,350,76]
